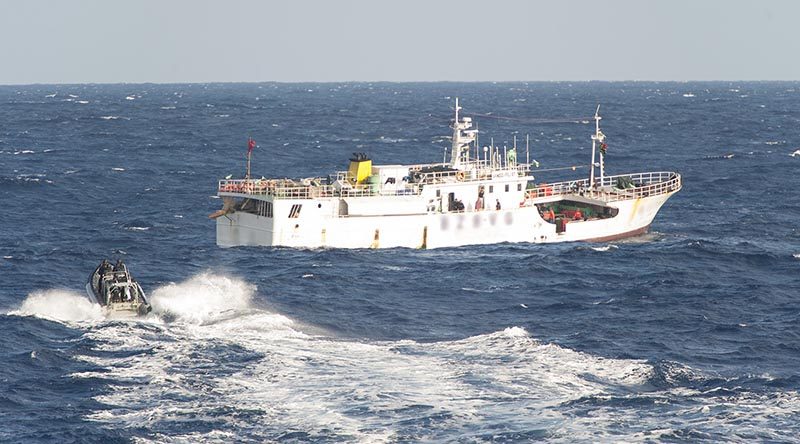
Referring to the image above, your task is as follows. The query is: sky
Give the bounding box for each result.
[1,0,798,84]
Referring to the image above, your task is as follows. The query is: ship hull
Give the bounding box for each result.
[216,189,678,249]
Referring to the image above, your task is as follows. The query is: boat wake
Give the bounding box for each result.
[9,273,798,441]
[148,272,256,324]
[9,289,104,322]
[8,272,261,326]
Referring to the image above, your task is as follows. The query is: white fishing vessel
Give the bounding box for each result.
[211,100,681,249]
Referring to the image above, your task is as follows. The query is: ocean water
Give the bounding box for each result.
[1,82,799,443]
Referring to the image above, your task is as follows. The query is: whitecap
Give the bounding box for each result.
[125,95,136,100]
[301,274,314,278]
[111,167,125,171]
[461,287,494,293]
[682,93,695,98]
[125,226,150,231]
[76,100,89,104]
[501,326,529,337]
[593,297,616,305]
[790,150,800,158]
[100,116,120,120]
[793,253,800,259]
[591,245,618,252]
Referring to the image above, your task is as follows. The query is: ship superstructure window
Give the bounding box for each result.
[505,184,510,192]
[289,204,302,218]
[489,185,494,193]
[517,184,522,191]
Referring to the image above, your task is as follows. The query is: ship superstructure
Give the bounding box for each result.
[211,100,681,249]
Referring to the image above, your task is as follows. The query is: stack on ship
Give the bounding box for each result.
[211,99,682,249]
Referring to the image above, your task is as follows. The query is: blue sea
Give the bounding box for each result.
[1,82,799,443]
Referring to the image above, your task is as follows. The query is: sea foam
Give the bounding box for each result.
[9,289,103,322]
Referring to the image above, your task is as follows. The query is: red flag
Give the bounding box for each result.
[248,138,256,153]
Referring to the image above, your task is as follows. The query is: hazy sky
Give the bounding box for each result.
[1,0,798,84]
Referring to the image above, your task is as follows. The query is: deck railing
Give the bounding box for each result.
[219,171,681,202]
[527,171,682,202]
[217,179,423,199]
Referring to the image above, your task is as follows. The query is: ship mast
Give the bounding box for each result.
[449,98,477,169]
[589,105,605,188]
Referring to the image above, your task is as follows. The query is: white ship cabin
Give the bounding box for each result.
[215,99,533,219]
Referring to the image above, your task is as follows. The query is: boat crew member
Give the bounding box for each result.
[114,259,127,273]
[495,199,501,210]
[98,260,113,293]
[99,259,112,276]
[110,287,121,303]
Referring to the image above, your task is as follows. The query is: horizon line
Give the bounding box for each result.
[2,79,800,87]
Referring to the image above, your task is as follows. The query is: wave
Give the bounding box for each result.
[124,226,150,231]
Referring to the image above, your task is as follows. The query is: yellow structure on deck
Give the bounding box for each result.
[348,153,372,184]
